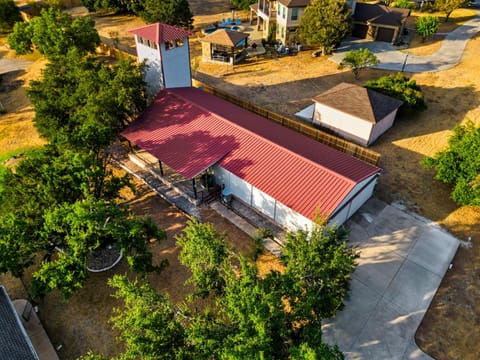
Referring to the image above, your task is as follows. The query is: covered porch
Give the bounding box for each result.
[127,148,222,205]
[201,29,249,64]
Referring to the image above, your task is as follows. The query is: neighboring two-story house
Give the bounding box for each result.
[275,0,310,46]
[250,0,309,46]
[250,0,408,46]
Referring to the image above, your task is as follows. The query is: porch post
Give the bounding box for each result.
[158,160,164,177]
[192,178,197,199]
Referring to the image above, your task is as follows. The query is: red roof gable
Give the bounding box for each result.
[122,88,381,220]
[129,23,193,44]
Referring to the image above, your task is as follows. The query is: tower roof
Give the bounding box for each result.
[129,23,193,43]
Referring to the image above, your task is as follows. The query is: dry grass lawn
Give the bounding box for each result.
[404,8,477,56]
[0,4,480,359]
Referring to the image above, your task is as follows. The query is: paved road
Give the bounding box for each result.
[330,10,480,72]
[322,198,459,360]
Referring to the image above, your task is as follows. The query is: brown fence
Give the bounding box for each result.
[192,79,381,166]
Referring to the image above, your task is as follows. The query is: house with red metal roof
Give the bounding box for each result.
[122,87,382,231]
[129,23,194,96]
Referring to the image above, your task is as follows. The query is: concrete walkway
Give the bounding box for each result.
[322,198,459,360]
[13,300,59,360]
[330,10,480,72]
[0,57,33,75]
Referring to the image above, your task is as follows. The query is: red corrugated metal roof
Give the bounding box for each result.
[122,88,381,220]
[129,23,193,44]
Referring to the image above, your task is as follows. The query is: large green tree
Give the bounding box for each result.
[177,219,228,298]
[424,121,480,206]
[340,48,379,79]
[365,72,426,112]
[8,8,100,57]
[434,0,471,22]
[0,0,21,32]
[81,0,144,14]
[0,148,166,299]
[140,0,193,29]
[27,49,146,154]
[298,0,351,55]
[87,221,355,358]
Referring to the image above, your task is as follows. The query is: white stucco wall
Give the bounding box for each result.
[213,165,312,232]
[329,174,378,226]
[135,37,163,96]
[159,40,192,89]
[313,103,373,146]
[368,109,398,145]
[214,165,378,232]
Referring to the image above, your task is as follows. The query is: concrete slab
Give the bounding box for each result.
[347,298,423,360]
[353,248,404,296]
[407,225,458,276]
[323,198,460,360]
[382,259,442,315]
[323,278,382,350]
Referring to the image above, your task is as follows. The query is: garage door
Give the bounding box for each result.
[376,27,395,42]
[352,24,368,39]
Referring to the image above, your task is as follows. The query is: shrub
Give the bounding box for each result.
[0,0,21,32]
[365,72,426,111]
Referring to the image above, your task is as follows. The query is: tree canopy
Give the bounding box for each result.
[340,48,379,79]
[140,0,193,28]
[27,49,146,154]
[8,8,100,57]
[80,0,194,29]
[364,72,427,112]
[434,0,471,22]
[0,147,166,299]
[177,219,227,298]
[0,32,156,298]
[85,220,357,359]
[416,15,440,42]
[424,121,480,206]
[298,0,351,55]
[0,0,21,32]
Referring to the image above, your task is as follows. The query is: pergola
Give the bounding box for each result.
[201,30,249,64]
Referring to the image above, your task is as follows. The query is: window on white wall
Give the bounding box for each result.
[277,4,281,15]
[175,38,184,47]
[165,40,174,50]
[282,6,286,19]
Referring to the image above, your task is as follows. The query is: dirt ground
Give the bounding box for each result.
[0,4,479,359]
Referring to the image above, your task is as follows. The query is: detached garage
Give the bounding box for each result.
[122,87,382,232]
[312,83,403,146]
[352,2,410,44]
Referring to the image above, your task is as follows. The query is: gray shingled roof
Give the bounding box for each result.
[353,3,410,27]
[0,286,39,360]
[313,83,403,123]
[201,30,249,47]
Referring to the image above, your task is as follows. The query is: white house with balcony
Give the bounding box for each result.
[250,0,310,45]
[129,23,193,96]
[275,0,310,46]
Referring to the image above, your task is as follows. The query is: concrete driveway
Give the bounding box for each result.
[322,198,459,360]
[330,10,480,72]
